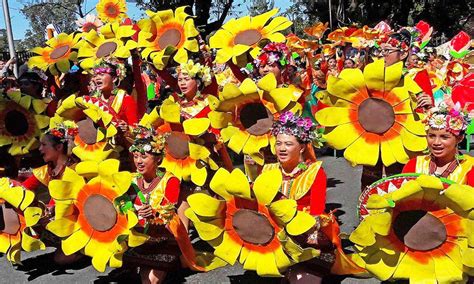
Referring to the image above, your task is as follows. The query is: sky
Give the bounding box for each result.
[0,0,292,40]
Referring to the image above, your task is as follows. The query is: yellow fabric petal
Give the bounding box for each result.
[187,193,225,218]
[18,95,32,109]
[220,125,239,142]
[243,250,259,271]
[46,216,79,238]
[214,232,242,265]
[400,127,427,152]
[49,180,79,200]
[257,73,277,92]
[363,59,385,92]
[273,245,292,271]
[226,169,251,199]
[401,115,426,136]
[209,111,232,129]
[315,107,355,127]
[383,61,403,92]
[366,212,391,236]
[24,207,42,227]
[209,168,233,200]
[349,220,375,246]
[109,252,124,268]
[253,168,282,205]
[19,189,35,211]
[183,118,210,136]
[21,231,45,252]
[268,199,297,224]
[191,163,207,187]
[62,229,91,256]
[228,130,251,154]
[92,249,113,273]
[128,229,149,247]
[160,99,181,123]
[185,210,224,241]
[112,172,133,196]
[344,136,380,166]
[364,244,400,281]
[366,195,393,209]
[286,211,316,236]
[0,185,25,208]
[256,252,281,277]
[433,252,464,283]
[444,184,474,211]
[390,179,423,202]
[34,115,50,129]
[323,123,362,150]
[53,200,76,218]
[173,47,189,65]
[327,69,366,101]
[381,136,410,166]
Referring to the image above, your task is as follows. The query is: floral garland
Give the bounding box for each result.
[128,125,166,154]
[176,59,212,87]
[92,58,127,83]
[253,42,291,68]
[46,121,78,144]
[424,99,472,136]
[377,34,409,51]
[271,111,325,147]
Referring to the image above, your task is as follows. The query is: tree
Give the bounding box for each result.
[19,0,86,50]
[133,0,244,37]
[248,0,275,16]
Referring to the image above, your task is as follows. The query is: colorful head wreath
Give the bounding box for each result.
[253,42,291,68]
[92,58,127,83]
[378,30,411,52]
[425,100,472,136]
[128,125,166,155]
[176,59,212,87]
[272,111,323,146]
[45,121,78,155]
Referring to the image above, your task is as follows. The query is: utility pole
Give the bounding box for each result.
[328,0,333,30]
[2,0,17,77]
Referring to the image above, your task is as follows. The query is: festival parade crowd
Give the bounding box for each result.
[0,0,473,283]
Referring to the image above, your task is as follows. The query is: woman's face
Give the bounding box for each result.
[133,151,159,176]
[19,79,42,98]
[275,134,305,166]
[344,59,355,69]
[328,58,337,69]
[178,72,198,98]
[39,136,62,163]
[258,63,282,83]
[427,128,462,161]
[93,72,114,93]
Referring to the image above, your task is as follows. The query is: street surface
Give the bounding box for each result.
[0,154,379,283]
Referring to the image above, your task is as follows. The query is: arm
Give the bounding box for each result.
[121,95,138,125]
[22,175,42,191]
[309,167,327,216]
[402,158,417,173]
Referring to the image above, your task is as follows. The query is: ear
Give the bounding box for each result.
[400,51,409,61]
[300,144,306,153]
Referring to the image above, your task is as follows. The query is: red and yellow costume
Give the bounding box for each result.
[105,89,138,125]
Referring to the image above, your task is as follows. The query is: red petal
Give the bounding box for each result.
[450,31,471,52]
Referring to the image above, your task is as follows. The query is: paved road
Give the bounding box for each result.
[0,154,379,283]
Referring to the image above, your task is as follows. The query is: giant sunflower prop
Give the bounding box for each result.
[209,74,302,164]
[28,32,81,75]
[96,0,127,24]
[46,159,147,272]
[210,9,292,65]
[137,6,199,70]
[77,23,137,69]
[0,178,45,264]
[54,95,118,162]
[0,90,50,156]
[186,168,320,277]
[350,174,474,282]
[315,60,426,167]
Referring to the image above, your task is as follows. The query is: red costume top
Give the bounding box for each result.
[105,90,138,125]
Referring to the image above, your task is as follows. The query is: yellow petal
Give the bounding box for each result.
[128,229,149,247]
[384,61,403,92]
[209,168,233,200]
[253,168,282,205]
[214,232,242,265]
[226,169,251,199]
[366,212,391,236]
[444,184,474,211]
[21,231,45,252]
[316,107,356,127]
[363,59,385,92]
[349,220,375,246]
[187,193,225,218]
[46,216,79,238]
[92,249,113,273]
[268,199,297,224]
[24,206,42,227]
[390,179,423,202]
[185,210,224,241]
[286,211,316,236]
[344,136,379,166]
[209,111,232,129]
[256,252,282,277]
[323,123,362,150]
[227,130,250,154]
[62,229,91,256]
[191,163,207,187]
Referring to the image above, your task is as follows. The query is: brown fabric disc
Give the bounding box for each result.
[393,210,447,251]
[77,118,98,145]
[358,98,395,134]
[233,29,262,46]
[5,109,29,136]
[239,103,273,136]
[232,209,275,245]
[83,194,117,232]
[158,29,182,49]
[166,132,190,160]
[96,42,118,58]
[0,204,21,235]
[50,45,70,60]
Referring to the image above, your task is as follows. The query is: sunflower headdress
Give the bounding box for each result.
[350,174,474,282]
[28,32,81,75]
[77,23,137,70]
[209,9,292,66]
[76,14,103,33]
[128,125,166,155]
[0,89,50,156]
[137,6,200,70]
[46,159,147,272]
[315,59,427,167]
[425,99,471,136]
[272,111,324,148]
[96,0,127,24]
[0,178,45,264]
[209,74,302,164]
[176,59,213,87]
[186,168,320,277]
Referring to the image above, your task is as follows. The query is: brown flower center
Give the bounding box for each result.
[393,210,447,251]
[77,117,98,145]
[83,194,117,232]
[96,42,118,58]
[233,29,262,46]
[0,204,20,235]
[105,3,119,17]
[5,109,29,137]
[232,209,274,245]
[358,98,395,134]
[158,29,182,49]
[166,132,190,160]
[239,103,273,136]
[50,45,70,60]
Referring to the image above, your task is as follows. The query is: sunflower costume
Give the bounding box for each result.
[0,89,50,156]
[96,0,127,24]
[350,174,474,282]
[0,178,45,264]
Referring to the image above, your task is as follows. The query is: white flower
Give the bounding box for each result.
[76,14,103,33]
[143,144,152,152]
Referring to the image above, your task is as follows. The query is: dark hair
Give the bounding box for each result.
[44,133,69,155]
[18,71,44,94]
[388,29,412,47]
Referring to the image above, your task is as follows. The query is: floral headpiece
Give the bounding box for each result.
[129,125,166,154]
[46,121,78,143]
[378,33,409,52]
[424,100,472,136]
[177,60,212,87]
[271,112,324,147]
[254,42,291,68]
[92,58,127,83]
